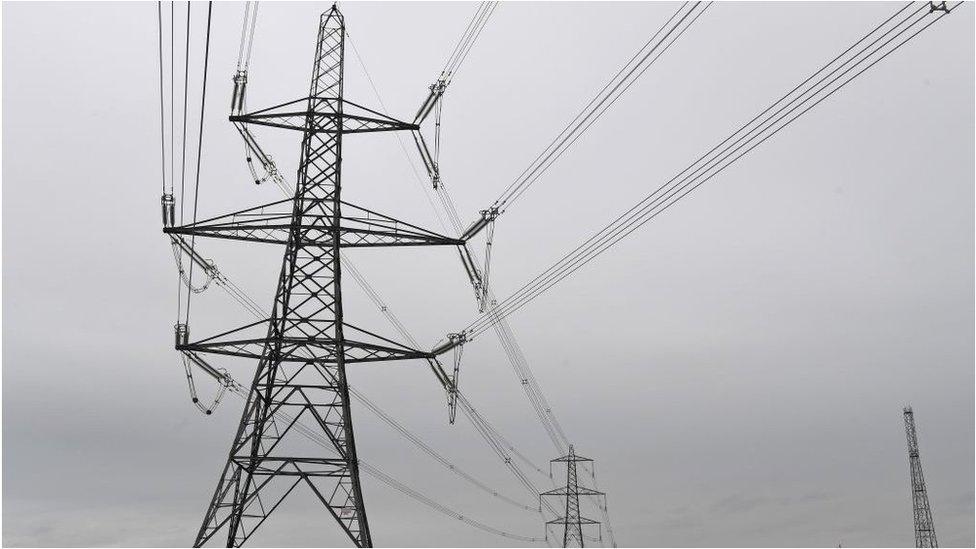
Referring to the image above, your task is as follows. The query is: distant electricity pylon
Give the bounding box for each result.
[166,6,463,547]
[541,445,605,547]
[904,406,938,548]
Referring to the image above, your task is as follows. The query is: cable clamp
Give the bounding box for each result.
[432,76,449,95]
[479,206,500,222]
[231,70,248,114]
[175,323,189,347]
[161,194,175,228]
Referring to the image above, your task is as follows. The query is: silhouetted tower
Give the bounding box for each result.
[904,406,938,548]
[541,445,604,547]
[166,6,462,546]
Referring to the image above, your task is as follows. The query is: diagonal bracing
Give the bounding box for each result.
[187,7,461,547]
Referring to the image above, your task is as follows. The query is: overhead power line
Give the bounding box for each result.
[489,1,711,217]
[490,307,569,451]
[157,2,962,545]
[418,0,713,511]
[459,1,961,340]
[175,2,192,323]
[350,386,539,513]
[361,462,545,544]
[440,1,498,85]
[157,2,167,196]
[170,2,175,206]
[406,4,679,539]
[179,2,191,216]
[182,1,212,325]
[343,8,572,495]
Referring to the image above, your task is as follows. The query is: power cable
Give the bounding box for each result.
[361,462,546,544]
[343,13,568,492]
[439,4,484,78]
[440,2,497,83]
[183,1,213,324]
[180,2,191,223]
[176,2,192,321]
[460,1,960,339]
[245,3,258,71]
[450,2,497,82]
[469,3,918,331]
[425,3,714,498]
[157,2,167,195]
[170,1,175,205]
[490,1,710,215]
[417,10,959,539]
[350,386,538,513]
[402,6,618,538]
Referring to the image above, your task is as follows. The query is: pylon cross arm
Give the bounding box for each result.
[178,317,436,365]
[546,517,602,525]
[165,198,463,248]
[542,486,604,497]
[230,96,418,135]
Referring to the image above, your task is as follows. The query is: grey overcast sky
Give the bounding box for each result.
[2,1,973,547]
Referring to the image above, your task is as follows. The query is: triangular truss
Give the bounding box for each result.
[165,198,462,247]
[178,318,434,364]
[546,517,602,527]
[541,486,605,497]
[230,96,418,135]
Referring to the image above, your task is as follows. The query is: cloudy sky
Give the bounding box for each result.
[3,1,973,547]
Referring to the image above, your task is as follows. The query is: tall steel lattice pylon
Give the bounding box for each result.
[541,446,604,547]
[167,6,463,547]
[904,406,938,548]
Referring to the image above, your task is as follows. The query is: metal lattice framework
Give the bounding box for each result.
[180,7,458,547]
[153,1,964,546]
[166,198,463,247]
[541,445,604,548]
[904,407,938,548]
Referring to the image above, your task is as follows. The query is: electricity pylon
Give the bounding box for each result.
[904,406,938,548]
[541,445,604,547]
[166,6,461,546]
